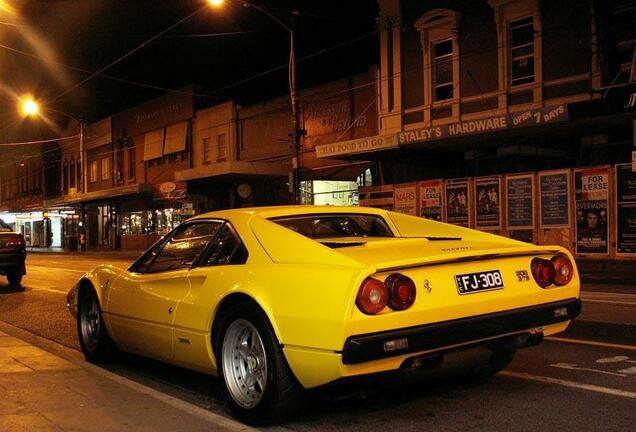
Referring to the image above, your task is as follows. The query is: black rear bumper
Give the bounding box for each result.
[342,298,581,364]
[0,250,26,272]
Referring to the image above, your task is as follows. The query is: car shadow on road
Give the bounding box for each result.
[0,283,25,294]
[91,349,494,429]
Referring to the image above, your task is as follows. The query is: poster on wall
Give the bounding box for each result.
[539,170,570,228]
[575,167,609,254]
[506,174,534,229]
[616,164,636,254]
[475,176,501,229]
[419,179,443,221]
[393,183,418,215]
[445,179,470,227]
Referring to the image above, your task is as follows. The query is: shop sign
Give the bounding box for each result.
[616,164,636,254]
[399,105,568,146]
[445,179,470,227]
[153,182,186,200]
[475,177,501,230]
[506,174,534,229]
[394,183,418,216]
[539,171,570,228]
[575,167,609,254]
[419,179,443,221]
[315,133,398,158]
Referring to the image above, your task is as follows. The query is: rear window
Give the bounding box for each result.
[0,218,12,232]
[271,214,394,239]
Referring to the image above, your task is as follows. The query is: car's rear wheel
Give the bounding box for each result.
[6,267,22,287]
[78,288,115,363]
[216,301,304,425]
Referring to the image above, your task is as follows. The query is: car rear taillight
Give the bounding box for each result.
[531,258,556,288]
[552,255,574,286]
[385,273,417,310]
[5,235,25,248]
[355,278,388,315]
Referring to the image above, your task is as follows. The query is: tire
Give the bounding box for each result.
[215,301,304,425]
[77,288,116,363]
[6,267,22,287]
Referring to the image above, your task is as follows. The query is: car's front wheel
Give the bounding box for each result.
[6,267,22,287]
[216,302,304,425]
[77,288,115,363]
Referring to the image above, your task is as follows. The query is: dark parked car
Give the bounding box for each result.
[0,219,26,286]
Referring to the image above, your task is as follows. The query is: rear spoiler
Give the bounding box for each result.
[376,248,563,273]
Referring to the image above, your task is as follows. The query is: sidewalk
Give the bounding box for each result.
[577,258,636,286]
[0,323,254,432]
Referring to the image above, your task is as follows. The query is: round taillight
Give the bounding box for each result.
[531,258,556,288]
[385,273,417,310]
[552,255,574,286]
[356,278,388,315]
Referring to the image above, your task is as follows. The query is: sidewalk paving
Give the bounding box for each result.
[0,325,255,432]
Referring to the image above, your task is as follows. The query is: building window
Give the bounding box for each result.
[510,17,535,86]
[69,157,76,189]
[203,137,211,163]
[101,157,111,180]
[217,134,227,161]
[90,160,98,183]
[432,39,454,101]
[127,144,135,180]
[415,8,461,115]
[63,160,69,192]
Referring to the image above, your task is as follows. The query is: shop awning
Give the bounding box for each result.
[175,160,290,182]
[44,183,154,207]
[164,121,188,155]
[143,129,164,161]
[300,161,372,181]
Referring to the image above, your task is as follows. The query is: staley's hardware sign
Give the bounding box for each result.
[317,105,567,158]
[399,105,568,146]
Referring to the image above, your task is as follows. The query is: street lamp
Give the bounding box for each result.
[209,0,302,204]
[18,96,88,250]
[18,96,86,194]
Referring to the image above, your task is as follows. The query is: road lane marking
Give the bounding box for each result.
[501,371,636,399]
[546,337,636,352]
[29,266,86,273]
[582,300,636,306]
[618,366,636,375]
[596,356,630,364]
[550,362,628,377]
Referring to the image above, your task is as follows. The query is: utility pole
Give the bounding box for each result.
[290,10,301,204]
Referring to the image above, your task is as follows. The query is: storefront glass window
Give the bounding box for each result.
[119,208,194,236]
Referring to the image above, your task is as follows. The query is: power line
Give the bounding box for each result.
[0,135,79,146]
[51,4,208,103]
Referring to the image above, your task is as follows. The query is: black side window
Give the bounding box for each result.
[143,222,222,273]
[201,224,248,266]
[129,238,165,273]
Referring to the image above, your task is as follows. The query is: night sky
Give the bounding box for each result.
[0,0,378,139]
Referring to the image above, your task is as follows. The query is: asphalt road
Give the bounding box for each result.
[1,253,635,431]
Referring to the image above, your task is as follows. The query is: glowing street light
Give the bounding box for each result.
[207,0,225,7]
[19,96,40,117]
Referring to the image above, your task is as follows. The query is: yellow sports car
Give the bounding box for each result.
[67,205,581,424]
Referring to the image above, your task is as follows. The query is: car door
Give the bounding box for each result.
[106,220,222,361]
[173,223,249,370]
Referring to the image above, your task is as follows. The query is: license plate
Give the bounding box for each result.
[455,270,504,295]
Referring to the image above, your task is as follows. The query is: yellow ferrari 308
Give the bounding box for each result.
[67,205,581,424]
